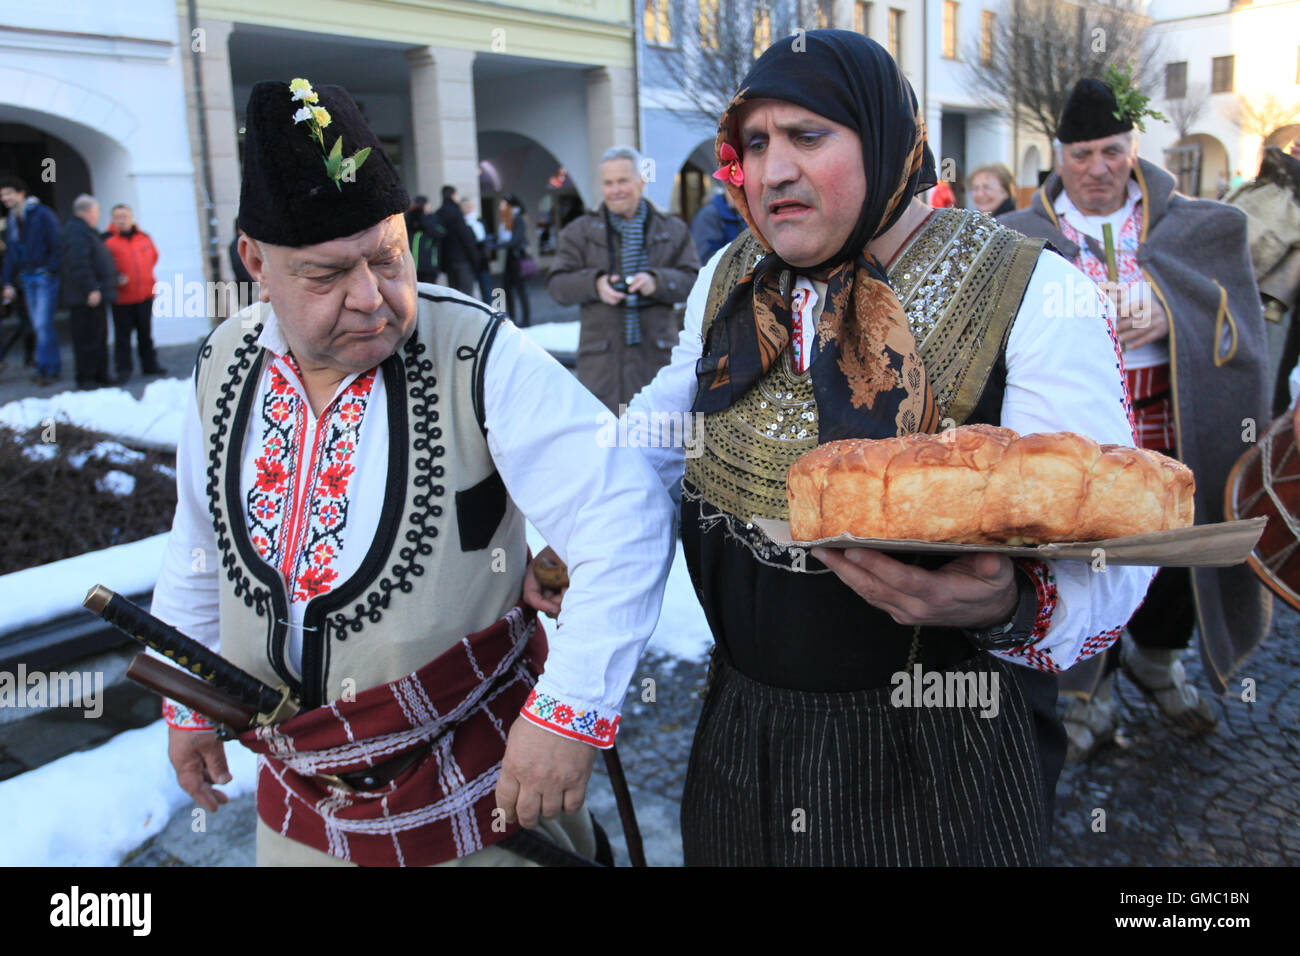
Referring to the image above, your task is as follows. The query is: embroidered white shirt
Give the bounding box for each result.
[627,241,1156,674]
[152,306,675,740]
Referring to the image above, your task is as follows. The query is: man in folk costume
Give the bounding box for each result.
[150,79,675,866]
[1002,76,1271,761]
[530,32,1153,865]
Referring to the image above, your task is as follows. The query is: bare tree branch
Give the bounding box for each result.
[1166,83,1208,142]
[964,0,1162,146]
[1223,93,1300,140]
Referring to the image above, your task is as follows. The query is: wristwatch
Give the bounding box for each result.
[965,565,1039,651]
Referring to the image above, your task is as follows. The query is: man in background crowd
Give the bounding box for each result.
[59,194,118,389]
[546,145,699,411]
[1,174,62,385]
[434,184,481,297]
[1002,76,1270,761]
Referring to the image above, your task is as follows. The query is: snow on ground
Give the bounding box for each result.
[520,320,579,355]
[0,377,191,447]
[523,521,713,662]
[95,470,137,497]
[0,534,168,633]
[0,720,257,866]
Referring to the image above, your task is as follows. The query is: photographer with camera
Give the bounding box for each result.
[547,146,699,411]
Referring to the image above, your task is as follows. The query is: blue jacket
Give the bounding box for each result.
[2,197,61,285]
[689,192,745,263]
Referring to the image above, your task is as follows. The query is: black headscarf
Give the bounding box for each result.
[695,31,940,441]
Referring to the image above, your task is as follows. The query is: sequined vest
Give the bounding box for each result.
[194,289,525,710]
[685,208,1046,527]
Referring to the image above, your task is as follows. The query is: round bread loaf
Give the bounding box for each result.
[787,425,1196,544]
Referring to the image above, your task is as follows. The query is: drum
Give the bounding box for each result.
[1225,402,1300,610]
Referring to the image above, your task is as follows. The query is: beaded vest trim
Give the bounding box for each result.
[683,208,1045,565]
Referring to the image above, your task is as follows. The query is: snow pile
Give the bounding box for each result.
[522,522,712,662]
[0,378,191,448]
[0,721,257,867]
[521,320,579,355]
[19,442,58,463]
[0,534,168,634]
[95,470,137,497]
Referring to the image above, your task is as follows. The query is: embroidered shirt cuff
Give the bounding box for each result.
[163,697,216,732]
[994,559,1061,674]
[519,687,620,749]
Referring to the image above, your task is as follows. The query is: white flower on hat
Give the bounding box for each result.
[292,106,313,124]
[289,77,318,103]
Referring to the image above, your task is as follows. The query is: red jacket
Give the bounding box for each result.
[103,224,159,305]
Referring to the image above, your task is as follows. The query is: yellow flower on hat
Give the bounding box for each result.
[289,77,318,103]
[287,77,369,192]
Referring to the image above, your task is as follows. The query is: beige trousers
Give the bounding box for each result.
[255,809,597,867]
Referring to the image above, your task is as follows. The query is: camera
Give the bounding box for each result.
[609,276,630,294]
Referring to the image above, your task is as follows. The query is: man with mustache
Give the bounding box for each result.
[149,80,674,866]
[530,32,1154,865]
[1002,77,1270,761]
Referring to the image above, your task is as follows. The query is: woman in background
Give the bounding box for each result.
[497,194,531,327]
[969,163,1017,217]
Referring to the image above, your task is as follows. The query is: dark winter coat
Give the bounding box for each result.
[434,199,480,270]
[1002,159,1270,693]
[546,201,700,410]
[2,197,61,285]
[60,217,118,308]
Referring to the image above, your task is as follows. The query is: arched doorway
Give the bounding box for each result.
[0,123,93,218]
[1166,133,1230,198]
[477,130,581,257]
[1266,123,1300,152]
[677,139,715,225]
[1018,146,1042,206]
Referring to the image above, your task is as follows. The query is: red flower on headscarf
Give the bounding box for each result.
[714,142,744,187]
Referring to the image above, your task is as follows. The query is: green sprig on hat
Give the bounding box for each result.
[290,78,371,191]
[1103,62,1166,133]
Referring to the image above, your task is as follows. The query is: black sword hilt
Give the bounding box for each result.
[84,584,285,717]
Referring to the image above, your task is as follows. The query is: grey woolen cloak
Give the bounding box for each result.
[1002,158,1272,695]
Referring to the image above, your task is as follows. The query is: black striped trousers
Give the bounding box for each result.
[681,653,1050,866]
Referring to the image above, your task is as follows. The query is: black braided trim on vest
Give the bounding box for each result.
[203,326,281,684]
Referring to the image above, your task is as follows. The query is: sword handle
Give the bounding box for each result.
[84,584,283,715]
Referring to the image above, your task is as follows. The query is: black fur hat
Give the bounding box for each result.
[1056,78,1133,144]
[237,80,409,247]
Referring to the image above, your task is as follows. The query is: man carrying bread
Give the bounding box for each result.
[1002,75,1271,761]
[530,31,1155,865]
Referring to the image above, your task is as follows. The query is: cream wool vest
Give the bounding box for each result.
[195,288,526,710]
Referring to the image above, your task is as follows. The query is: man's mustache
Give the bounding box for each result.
[759,189,817,211]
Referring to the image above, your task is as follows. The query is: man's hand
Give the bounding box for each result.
[87,289,101,308]
[3,285,15,305]
[167,727,232,813]
[626,271,657,297]
[811,548,1018,629]
[596,273,627,307]
[1110,283,1168,349]
[522,546,568,618]
[495,717,596,829]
